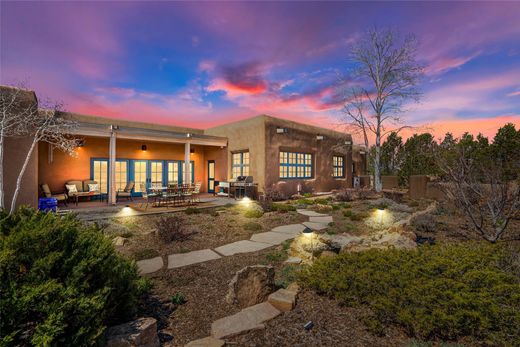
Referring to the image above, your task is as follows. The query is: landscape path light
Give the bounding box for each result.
[303,226,315,261]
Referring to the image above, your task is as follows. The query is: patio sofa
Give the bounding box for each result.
[65,180,103,206]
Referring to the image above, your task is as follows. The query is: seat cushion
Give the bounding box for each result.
[65,184,78,194]
[117,192,131,197]
[52,194,67,201]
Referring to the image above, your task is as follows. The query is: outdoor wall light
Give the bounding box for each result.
[276,127,288,134]
[186,133,191,138]
[316,135,324,140]
[344,140,352,145]
[359,151,365,155]
[141,144,147,151]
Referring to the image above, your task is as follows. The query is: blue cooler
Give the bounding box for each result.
[38,197,58,212]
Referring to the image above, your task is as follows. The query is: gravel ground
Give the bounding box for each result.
[113,207,306,260]
[137,248,288,346]
[229,290,408,347]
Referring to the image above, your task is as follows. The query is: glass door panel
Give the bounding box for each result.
[133,160,147,192]
[115,160,128,192]
[150,161,164,188]
[208,160,215,193]
[92,159,108,193]
[167,161,180,186]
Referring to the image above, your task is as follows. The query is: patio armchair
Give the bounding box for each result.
[40,183,68,206]
[191,181,202,202]
[181,183,194,205]
[117,181,135,202]
[139,183,158,210]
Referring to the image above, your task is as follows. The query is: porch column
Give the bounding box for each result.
[184,142,191,184]
[108,130,117,205]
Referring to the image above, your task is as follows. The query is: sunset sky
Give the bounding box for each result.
[1,1,519,143]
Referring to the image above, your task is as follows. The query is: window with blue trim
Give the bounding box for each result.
[279,151,312,179]
[232,152,249,178]
[333,156,345,178]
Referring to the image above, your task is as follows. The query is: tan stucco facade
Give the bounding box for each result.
[207,115,356,195]
[2,85,366,209]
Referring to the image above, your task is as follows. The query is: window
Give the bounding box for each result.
[181,161,195,184]
[333,156,345,178]
[115,161,128,191]
[279,151,312,179]
[133,160,147,192]
[232,151,249,178]
[167,161,180,186]
[92,159,108,193]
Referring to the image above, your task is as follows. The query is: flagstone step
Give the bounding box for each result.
[136,256,164,274]
[184,336,225,347]
[302,221,329,231]
[296,209,328,217]
[268,288,297,312]
[214,240,273,256]
[250,231,295,245]
[309,215,333,223]
[271,223,306,236]
[168,249,221,269]
[211,302,281,339]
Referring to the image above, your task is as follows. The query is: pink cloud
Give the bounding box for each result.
[507,90,520,97]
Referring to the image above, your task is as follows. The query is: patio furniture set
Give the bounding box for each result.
[139,182,202,209]
[40,180,201,208]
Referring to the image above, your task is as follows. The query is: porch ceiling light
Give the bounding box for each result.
[141,144,147,151]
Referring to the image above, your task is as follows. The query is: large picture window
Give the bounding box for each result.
[232,151,249,178]
[333,156,345,178]
[279,151,312,179]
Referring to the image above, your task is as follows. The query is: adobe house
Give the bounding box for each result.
[2,86,366,209]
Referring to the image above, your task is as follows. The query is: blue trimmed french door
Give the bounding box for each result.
[208,160,215,193]
[91,158,195,197]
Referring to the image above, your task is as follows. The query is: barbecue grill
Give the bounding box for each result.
[230,176,257,199]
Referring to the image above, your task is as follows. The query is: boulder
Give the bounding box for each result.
[113,236,127,246]
[319,234,362,252]
[105,317,159,347]
[289,234,329,263]
[225,265,275,308]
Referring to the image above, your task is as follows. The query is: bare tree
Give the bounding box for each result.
[9,106,78,213]
[1,85,78,213]
[436,146,520,243]
[342,28,424,191]
[0,86,37,208]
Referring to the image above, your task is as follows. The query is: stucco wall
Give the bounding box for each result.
[382,175,399,189]
[264,117,353,195]
[4,136,38,208]
[38,136,223,193]
[1,87,39,209]
[205,116,267,190]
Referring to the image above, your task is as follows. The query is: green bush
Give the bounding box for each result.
[299,242,520,345]
[0,208,145,346]
[244,209,264,218]
[184,207,200,215]
[272,203,296,213]
[170,292,186,305]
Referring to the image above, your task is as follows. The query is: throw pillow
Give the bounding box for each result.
[66,184,78,194]
[88,184,99,192]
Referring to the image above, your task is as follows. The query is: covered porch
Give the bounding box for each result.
[38,115,228,208]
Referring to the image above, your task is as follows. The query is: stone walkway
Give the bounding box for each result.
[137,208,333,275]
